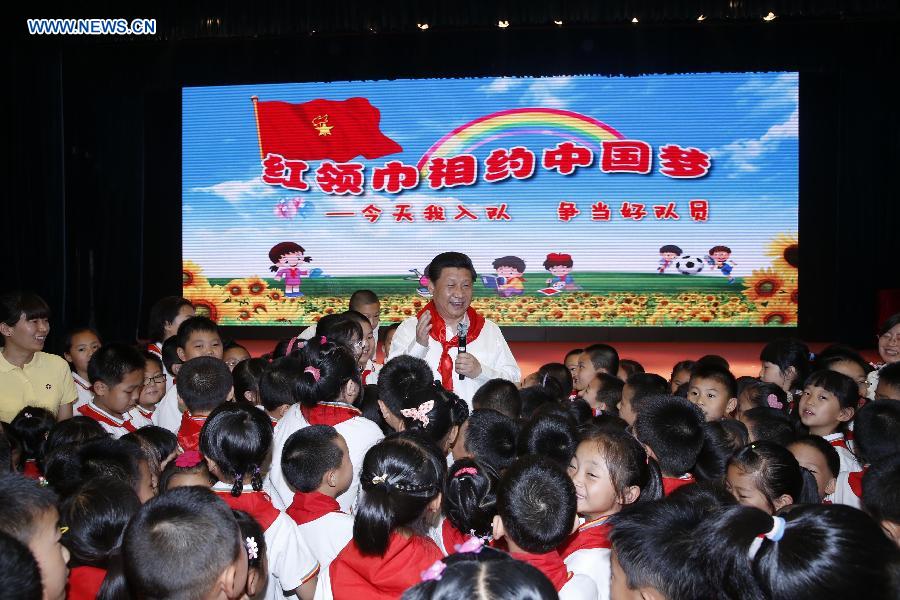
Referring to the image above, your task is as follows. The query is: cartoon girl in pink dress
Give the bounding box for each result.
[269,241,312,297]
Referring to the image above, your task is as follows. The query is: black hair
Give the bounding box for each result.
[222,339,248,353]
[693,420,749,482]
[140,348,163,369]
[633,395,705,476]
[862,453,900,525]
[564,348,583,362]
[426,252,477,283]
[10,406,56,470]
[801,369,859,435]
[358,383,392,435]
[0,473,58,543]
[160,336,182,376]
[741,380,789,416]
[472,378,521,419]
[853,400,900,464]
[735,375,757,396]
[878,312,900,336]
[380,322,399,350]
[760,338,811,391]
[814,343,874,375]
[443,458,498,540]
[379,355,435,416]
[200,402,272,496]
[232,510,267,571]
[0,291,50,330]
[788,435,841,480]
[535,362,572,400]
[0,530,42,600]
[174,316,220,350]
[564,398,593,427]
[232,357,268,404]
[659,244,682,255]
[313,313,364,355]
[877,361,900,391]
[518,387,556,420]
[695,354,730,371]
[354,433,446,555]
[591,372,624,415]
[727,441,819,510]
[87,343,146,387]
[696,504,900,600]
[619,358,645,378]
[349,289,380,310]
[176,356,233,413]
[463,409,518,472]
[582,343,620,375]
[743,407,797,446]
[158,453,215,492]
[258,356,302,411]
[497,456,575,553]
[689,364,738,401]
[123,486,242,600]
[666,479,738,511]
[400,384,469,447]
[592,414,630,432]
[0,427,11,475]
[625,372,668,413]
[146,296,193,342]
[123,426,178,470]
[296,337,361,406]
[282,425,343,493]
[491,255,526,273]
[517,413,578,468]
[577,426,664,504]
[62,326,101,358]
[670,359,696,379]
[401,545,557,600]
[43,437,143,499]
[44,416,106,457]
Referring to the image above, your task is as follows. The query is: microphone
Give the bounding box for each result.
[457,322,468,381]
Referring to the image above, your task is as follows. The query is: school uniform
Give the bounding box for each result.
[266,401,384,512]
[661,473,696,496]
[287,491,354,571]
[151,384,182,433]
[559,516,613,600]
[145,341,175,393]
[76,402,143,439]
[67,565,107,600]
[315,532,443,600]
[510,549,598,600]
[822,432,862,474]
[212,483,319,600]
[426,516,473,556]
[0,350,78,422]
[129,405,155,424]
[832,465,867,510]
[71,372,93,411]
[176,411,207,452]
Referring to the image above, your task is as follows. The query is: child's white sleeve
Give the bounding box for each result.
[265,514,319,597]
[565,548,611,600]
[559,573,599,600]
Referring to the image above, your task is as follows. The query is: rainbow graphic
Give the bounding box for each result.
[417,107,625,175]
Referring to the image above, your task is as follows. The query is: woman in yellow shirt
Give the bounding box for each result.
[0,292,77,422]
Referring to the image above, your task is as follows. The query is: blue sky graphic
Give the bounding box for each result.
[183,72,798,278]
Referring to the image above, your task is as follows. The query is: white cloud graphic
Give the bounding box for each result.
[479,78,524,94]
[521,77,574,108]
[191,178,276,204]
[711,109,798,173]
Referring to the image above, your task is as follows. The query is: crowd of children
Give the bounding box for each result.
[1,288,900,599]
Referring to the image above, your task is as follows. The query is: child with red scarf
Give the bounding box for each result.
[175,356,232,452]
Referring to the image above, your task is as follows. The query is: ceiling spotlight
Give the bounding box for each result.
[697,14,706,21]
[498,20,509,28]
[417,23,429,30]
[631,17,639,23]
[553,20,563,26]
[763,12,777,21]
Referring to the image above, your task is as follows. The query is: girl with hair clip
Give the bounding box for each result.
[233,510,270,600]
[200,403,320,600]
[267,337,384,512]
[735,380,790,419]
[9,406,55,479]
[563,426,663,600]
[401,544,558,600]
[398,384,469,455]
[798,370,862,473]
[758,338,811,408]
[433,458,499,556]
[318,433,447,600]
[725,441,820,515]
[695,504,900,600]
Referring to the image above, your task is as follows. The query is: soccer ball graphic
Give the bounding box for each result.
[675,255,705,275]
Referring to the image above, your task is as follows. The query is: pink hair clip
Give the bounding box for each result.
[454,467,478,478]
[453,536,485,554]
[766,393,783,410]
[420,559,446,582]
[401,400,434,426]
[285,335,301,356]
[304,366,321,382]
[320,336,327,344]
[175,451,203,468]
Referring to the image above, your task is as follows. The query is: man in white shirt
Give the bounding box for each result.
[387,252,520,408]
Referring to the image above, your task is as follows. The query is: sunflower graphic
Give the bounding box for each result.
[183,282,227,322]
[758,306,797,326]
[245,277,268,297]
[744,268,786,303]
[766,233,799,273]
[223,278,247,299]
[182,260,209,290]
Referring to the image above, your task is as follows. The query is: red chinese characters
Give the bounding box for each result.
[423,205,446,222]
[392,204,414,222]
[653,202,680,220]
[557,201,581,222]
[600,140,652,174]
[658,145,711,178]
[454,205,479,221]
[484,147,536,182]
[315,162,365,195]
[372,161,419,193]
[261,153,310,191]
[689,199,709,221]
[591,202,611,221]
[485,204,511,221]
[542,142,593,175]
[361,204,383,223]
[619,202,647,221]
[427,155,478,189]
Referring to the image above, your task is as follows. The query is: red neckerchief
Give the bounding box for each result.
[77,404,137,433]
[146,342,162,356]
[558,515,612,559]
[362,368,372,382]
[289,268,299,277]
[67,565,107,600]
[662,473,696,496]
[828,435,848,449]
[212,489,281,531]
[72,373,92,392]
[301,401,361,426]
[287,491,343,526]
[509,550,573,591]
[441,519,472,554]
[135,406,154,420]
[177,411,207,452]
[416,301,485,391]
[848,465,869,499]
[23,459,41,480]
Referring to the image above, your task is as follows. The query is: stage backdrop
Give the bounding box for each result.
[182,72,798,327]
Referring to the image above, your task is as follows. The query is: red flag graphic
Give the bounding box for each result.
[254,97,402,163]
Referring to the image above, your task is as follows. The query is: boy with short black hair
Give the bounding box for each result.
[0,474,69,600]
[80,343,148,438]
[874,362,900,401]
[617,373,668,425]
[687,365,738,421]
[833,400,900,509]
[862,454,900,547]
[123,486,247,600]
[283,425,354,570]
[634,395,705,495]
[493,456,596,598]
[176,356,233,452]
[573,344,619,393]
[451,409,518,473]
[472,378,522,419]
[259,357,301,425]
